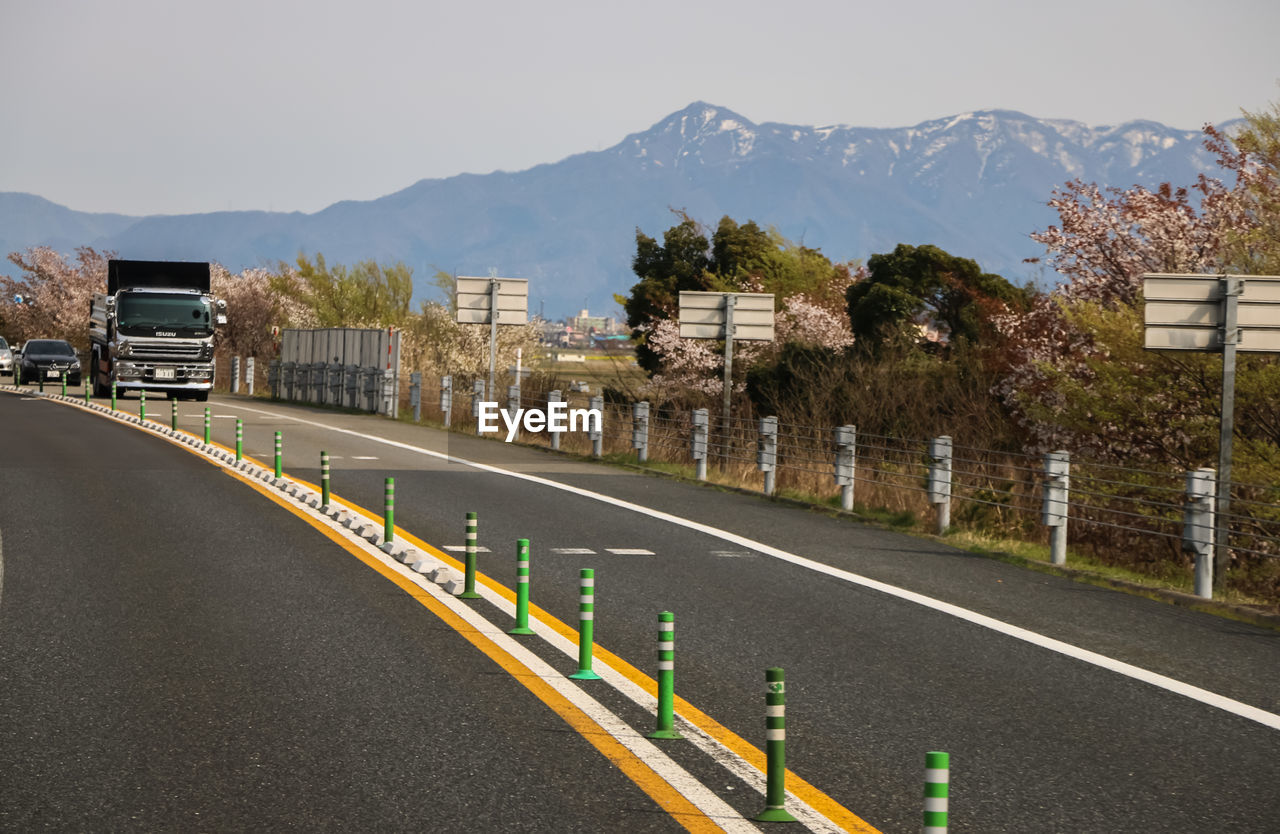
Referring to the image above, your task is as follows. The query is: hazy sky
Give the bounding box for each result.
[3,0,1277,216]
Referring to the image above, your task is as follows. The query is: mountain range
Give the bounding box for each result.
[0,102,1234,317]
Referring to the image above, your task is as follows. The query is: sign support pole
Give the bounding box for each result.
[721,294,735,465]
[1214,276,1241,588]
[488,278,499,401]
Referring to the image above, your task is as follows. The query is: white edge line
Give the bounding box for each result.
[228,402,1280,734]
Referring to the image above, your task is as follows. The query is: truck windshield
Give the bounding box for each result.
[118,293,213,336]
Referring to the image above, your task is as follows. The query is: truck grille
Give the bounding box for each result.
[130,342,203,359]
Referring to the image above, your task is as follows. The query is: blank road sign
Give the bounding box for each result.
[456,277,529,325]
[678,291,775,341]
[1142,273,1280,353]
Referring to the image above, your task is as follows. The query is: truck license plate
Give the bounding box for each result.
[154,368,176,380]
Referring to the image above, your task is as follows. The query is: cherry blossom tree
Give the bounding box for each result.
[0,246,113,352]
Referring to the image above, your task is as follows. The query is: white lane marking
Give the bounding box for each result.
[606,548,655,556]
[443,545,491,553]
[712,551,757,558]
[351,455,379,460]
[229,403,1280,733]
[551,548,597,555]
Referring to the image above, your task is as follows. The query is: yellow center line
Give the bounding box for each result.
[218,462,726,834]
[266,469,876,833]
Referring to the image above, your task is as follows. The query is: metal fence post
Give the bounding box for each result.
[283,361,295,400]
[440,375,453,428]
[691,409,709,480]
[345,364,359,408]
[246,356,256,396]
[471,379,486,429]
[928,435,953,535]
[506,384,521,426]
[834,425,856,511]
[268,359,280,399]
[632,401,650,462]
[232,356,242,395]
[410,372,422,421]
[758,416,778,496]
[1184,467,1217,599]
[589,395,604,457]
[1042,451,1070,566]
[548,390,562,451]
[329,362,342,405]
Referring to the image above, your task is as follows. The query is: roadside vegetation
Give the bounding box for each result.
[2,103,1278,605]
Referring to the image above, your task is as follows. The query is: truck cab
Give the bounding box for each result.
[89,260,227,401]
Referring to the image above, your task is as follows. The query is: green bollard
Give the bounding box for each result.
[648,611,681,739]
[924,752,950,833]
[509,539,535,635]
[139,389,146,421]
[755,667,797,822]
[204,407,211,444]
[171,399,178,431]
[319,451,329,507]
[273,430,282,478]
[235,419,243,461]
[459,512,482,599]
[61,371,66,397]
[569,568,601,680]
[384,477,395,544]
[84,382,90,404]
[111,381,117,411]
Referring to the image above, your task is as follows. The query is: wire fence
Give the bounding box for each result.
[386,372,1280,601]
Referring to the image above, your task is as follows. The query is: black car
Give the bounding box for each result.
[14,339,82,386]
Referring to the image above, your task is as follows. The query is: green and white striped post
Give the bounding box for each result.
[383,477,395,543]
[111,381,117,411]
[924,751,949,833]
[459,512,481,599]
[755,667,796,822]
[648,611,681,739]
[139,389,146,421]
[569,568,601,680]
[509,538,535,635]
[203,407,211,444]
[60,372,66,397]
[235,419,243,461]
[84,382,90,404]
[171,399,178,430]
[319,451,330,507]
[273,430,282,478]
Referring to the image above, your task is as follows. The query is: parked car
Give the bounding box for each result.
[0,336,12,377]
[14,339,82,386]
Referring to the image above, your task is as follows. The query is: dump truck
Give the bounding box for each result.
[89,259,226,401]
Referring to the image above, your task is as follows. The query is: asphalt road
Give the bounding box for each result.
[5,386,1280,832]
[0,391,689,832]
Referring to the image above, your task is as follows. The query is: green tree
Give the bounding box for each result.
[846,243,1030,352]
[624,212,855,374]
[273,252,414,327]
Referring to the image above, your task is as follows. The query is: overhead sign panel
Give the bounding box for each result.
[1142,273,1280,353]
[456,277,529,325]
[678,291,775,341]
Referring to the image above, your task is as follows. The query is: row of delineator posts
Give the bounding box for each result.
[42,383,956,828]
